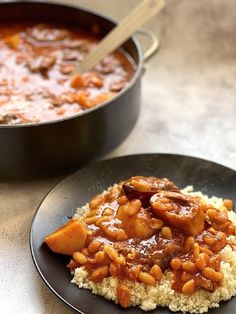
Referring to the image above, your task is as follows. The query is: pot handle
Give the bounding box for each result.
[135,28,160,62]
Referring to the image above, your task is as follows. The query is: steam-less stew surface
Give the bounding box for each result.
[0,23,134,124]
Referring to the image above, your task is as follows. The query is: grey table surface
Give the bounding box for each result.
[0,0,236,313]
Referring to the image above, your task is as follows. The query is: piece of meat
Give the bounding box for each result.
[63,39,90,51]
[26,55,56,74]
[156,242,180,269]
[0,113,20,124]
[128,234,183,270]
[62,49,79,61]
[109,81,127,92]
[60,64,75,75]
[44,219,87,255]
[122,176,179,207]
[0,111,33,124]
[195,273,215,292]
[27,24,69,42]
[95,64,114,74]
[150,191,205,235]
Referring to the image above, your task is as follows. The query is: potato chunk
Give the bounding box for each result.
[116,206,154,240]
[44,219,87,255]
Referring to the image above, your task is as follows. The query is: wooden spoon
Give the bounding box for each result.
[73,0,165,75]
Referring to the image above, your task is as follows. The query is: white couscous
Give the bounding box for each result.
[72,185,236,313]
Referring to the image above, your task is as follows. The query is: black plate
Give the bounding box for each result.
[30,154,236,314]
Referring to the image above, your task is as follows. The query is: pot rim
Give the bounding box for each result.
[0,0,144,129]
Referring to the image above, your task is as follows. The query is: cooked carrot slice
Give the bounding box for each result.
[92,92,115,105]
[5,34,20,50]
[70,74,85,88]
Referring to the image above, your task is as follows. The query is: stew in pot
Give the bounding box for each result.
[0,23,134,124]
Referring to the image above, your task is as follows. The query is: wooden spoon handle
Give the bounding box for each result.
[75,0,165,74]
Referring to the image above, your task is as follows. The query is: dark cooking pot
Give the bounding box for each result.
[0,1,158,180]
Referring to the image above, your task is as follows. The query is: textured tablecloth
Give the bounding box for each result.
[0,0,235,313]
